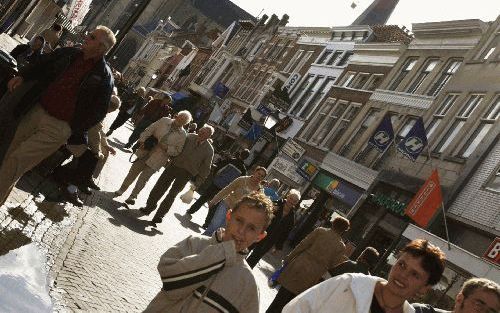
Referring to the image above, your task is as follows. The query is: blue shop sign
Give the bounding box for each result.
[313,172,363,207]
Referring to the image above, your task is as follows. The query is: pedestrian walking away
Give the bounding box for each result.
[187,149,250,226]
[266,216,350,312]
[124,95,173,149]
[114,111,191,205]
[106,86,147,136]
[0,25,116,207]
[203,166,267,236]
[247,189,300,268]
[143,192,274,313]
[139,125,214,226]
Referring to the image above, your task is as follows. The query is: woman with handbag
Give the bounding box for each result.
[113,111,192,205]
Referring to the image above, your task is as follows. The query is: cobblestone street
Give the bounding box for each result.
[0,111,280,312]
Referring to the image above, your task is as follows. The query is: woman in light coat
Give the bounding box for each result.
[202,166,267,235]
[114,111,191,205]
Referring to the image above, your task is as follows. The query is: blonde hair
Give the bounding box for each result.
[176,110,193,125]
[233,192,274,227]
[95,25,116,53]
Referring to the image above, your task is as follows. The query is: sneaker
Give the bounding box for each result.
[114,190,123,197]
[149,217,162,227]
[125,198,135,205]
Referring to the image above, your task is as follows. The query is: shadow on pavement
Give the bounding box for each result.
[36,201,68,223]
[108,138,131,153]
[7,207,31,225]
[92,190,162,236]
[0,228,32,256]
[173,213,203,233]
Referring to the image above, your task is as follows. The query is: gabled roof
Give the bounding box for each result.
[191,0,256,27]
[133,19,180,37]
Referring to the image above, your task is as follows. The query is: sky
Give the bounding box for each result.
[230,0,499,30]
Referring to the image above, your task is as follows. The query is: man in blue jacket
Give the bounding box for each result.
[0,26,115,206]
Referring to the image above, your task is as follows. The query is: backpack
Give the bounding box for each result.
[213,163,243,189]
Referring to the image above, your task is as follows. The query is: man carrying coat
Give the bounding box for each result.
[0,26,116,206]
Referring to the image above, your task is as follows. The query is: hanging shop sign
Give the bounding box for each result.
[272,156,304,184]
[281,138,305,162]
[296,160,319,181]
[370,194,407,216]
[283,72,301,92]
[313,172,363,207]
[483,237,500,266]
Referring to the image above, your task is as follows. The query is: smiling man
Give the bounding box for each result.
[282,239,446,313]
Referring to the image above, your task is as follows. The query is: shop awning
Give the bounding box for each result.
[403,224,500,281]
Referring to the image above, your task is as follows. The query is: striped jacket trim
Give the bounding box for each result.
[162,259,225,290]
[193,286,239,313]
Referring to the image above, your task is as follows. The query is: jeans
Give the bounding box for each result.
[203,201,228,236]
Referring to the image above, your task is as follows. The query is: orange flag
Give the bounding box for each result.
[405,169,443,228]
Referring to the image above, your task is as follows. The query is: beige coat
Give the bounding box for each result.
[278,227,346,295]
[210,176,262,210]
[137,117,186,171]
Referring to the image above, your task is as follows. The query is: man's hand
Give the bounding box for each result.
[8,76,23,92]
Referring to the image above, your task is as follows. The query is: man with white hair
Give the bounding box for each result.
[114,111,192,205]
[0,25,116,206]
[139,124,215,226]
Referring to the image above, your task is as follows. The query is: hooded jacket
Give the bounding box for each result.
[283,273,416,313]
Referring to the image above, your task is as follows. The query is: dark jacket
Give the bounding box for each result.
[15,47,114,136]
[328,260,370,277]
[266,199,295,250]
[10,44,43,67]
[412,303,451,313]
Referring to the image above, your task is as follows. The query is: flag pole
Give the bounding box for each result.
[426,146,451,250]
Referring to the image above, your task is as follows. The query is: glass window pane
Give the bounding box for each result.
[458,95,483,118]
[426,118,441,139]
[435,120,465,153]
[484,97,500,120]
[459,123,493,158]
[436,94,459,116]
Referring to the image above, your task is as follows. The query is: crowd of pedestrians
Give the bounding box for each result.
[0,24,498,313]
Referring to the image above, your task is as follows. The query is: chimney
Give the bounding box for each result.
[266,14,279,27]
[279,14,289,26]
[258,14,269,26]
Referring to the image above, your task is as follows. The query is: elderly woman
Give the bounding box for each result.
[114,110,192,205]
[246,189,300,268]
[203,166,267,235]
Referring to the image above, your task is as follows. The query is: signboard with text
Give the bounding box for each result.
[271,156,304,184]
[313,172,363,207]
[282,138,305,162]
[483,237,500,266]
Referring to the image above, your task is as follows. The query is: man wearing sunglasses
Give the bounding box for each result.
[0,26,116,207]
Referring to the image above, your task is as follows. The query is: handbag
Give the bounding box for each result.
[180,185,195,204]
[129,135,158,163]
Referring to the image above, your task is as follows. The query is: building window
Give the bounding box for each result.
[456,95,499,158]
[324,103,361,149]
[339,108,378,156]
[348,72,371,90]
[388,57,418,91]
[426,93,460,140]
[337,52,353,66]
[299,77,336,119]
[406,59,439,94]
[292,50,314,73]
[340,71,356,87]
[432,94,483,154]
[486,164,500,192]
[283,50,304,73]
[457,94,483,118]
[317,49,333,64]
[327,50,344,66]
[427,59,462,96]
[365,74,384,91]
[307,98,340,143]
[290,75,320,115]
[398,117,417,139]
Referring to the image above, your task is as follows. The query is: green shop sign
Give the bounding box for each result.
[313,172,363,207]
[370,194,407,216]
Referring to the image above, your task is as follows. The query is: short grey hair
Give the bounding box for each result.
[95,25,116,54]
[201,124,215,136]
[176,110,193,125]
[287,189,301,201]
